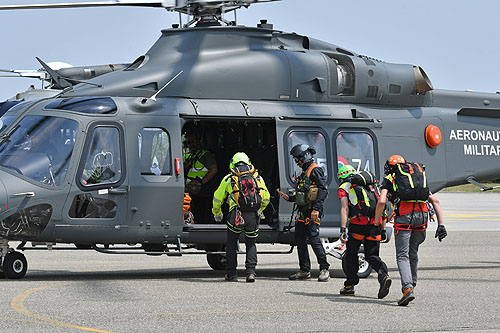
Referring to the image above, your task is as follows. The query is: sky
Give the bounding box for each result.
[1,0,500,101]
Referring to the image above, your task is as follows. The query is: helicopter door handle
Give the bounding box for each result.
[12,192,35,197]
[108,188,128,195]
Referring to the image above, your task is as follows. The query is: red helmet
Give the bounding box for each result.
[384,154,405,174]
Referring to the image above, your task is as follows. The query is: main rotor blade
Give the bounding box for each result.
[0,0,280,11]
[0,69,46,79]
[0,1,167,11]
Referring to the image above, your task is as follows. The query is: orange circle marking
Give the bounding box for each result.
[425,125,442,148]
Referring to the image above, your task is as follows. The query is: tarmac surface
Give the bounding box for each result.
[1,192,500,332]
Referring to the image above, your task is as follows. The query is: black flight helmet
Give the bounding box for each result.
[290,144,316,164]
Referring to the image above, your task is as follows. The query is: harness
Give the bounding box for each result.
[295,162,320,208]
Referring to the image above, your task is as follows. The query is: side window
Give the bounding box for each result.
[138,128,171,176]
[80,126,122,186]
[287,130,328,180]
[335,131,376,176]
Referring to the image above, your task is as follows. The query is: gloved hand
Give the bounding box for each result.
[435,225,447,242]
[380,229,387,242]
[214,213,223,222]
[370,224,382,238]
[339,227,347,242]
[257,210,265,220]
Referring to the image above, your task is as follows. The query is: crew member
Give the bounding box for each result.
[277,144,330,282]
[374,154,447,306]
[337,164,391,298]
[212,152,270,282]
[183,132,218,223]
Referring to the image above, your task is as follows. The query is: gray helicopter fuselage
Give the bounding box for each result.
[1,24,500,248]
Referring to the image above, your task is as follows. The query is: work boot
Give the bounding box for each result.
[398,287,415,306]
[246,274,256,283]
[340,285,355,296]
[289,271,311,280]
[318,269,330,282]
[378,275,392,299]
[224,274,238,282]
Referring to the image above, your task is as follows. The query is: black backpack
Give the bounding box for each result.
[231,166,263,212]
[393,162,429,201]
[348,171,380,218]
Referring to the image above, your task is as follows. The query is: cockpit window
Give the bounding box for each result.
[80,126,122,187]
[0,116,18,134]
[0,116,78,186]
[45,97,117,114]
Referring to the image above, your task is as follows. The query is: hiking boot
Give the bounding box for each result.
[246,274,256,283]
[318,269,330,282]
[398,287,415,306]
[224,274,238,282]
[378,275,392,299]
[340,285,355,296]
[289,271,311,280]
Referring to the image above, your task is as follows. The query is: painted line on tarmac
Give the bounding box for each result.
[10,282,115,333]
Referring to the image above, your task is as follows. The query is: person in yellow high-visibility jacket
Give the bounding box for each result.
[183,132,217,223]
[212,152,270,283]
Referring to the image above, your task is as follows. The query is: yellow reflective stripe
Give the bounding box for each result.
[397,164,414,188]
[361,187,370,207]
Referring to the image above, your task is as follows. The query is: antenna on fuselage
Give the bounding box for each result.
[142,70,184,103]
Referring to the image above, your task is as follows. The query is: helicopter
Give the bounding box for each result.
[0,0,500,280]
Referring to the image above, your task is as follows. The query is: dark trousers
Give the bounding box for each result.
[225,210,259,277]
[295,220,329,272]
[191,195,213,224]
[344,223,389,287]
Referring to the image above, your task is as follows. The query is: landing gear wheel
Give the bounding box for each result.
[206,245,226,271]
[3,252,28,279]
[342,252,372,279]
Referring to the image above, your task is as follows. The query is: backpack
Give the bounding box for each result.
[348,171,380,218]
[230,165,263,212]
[393,162,429,201]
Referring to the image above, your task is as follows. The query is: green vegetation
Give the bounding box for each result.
[441,183,500,192]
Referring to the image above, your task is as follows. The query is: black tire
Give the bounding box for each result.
[342,252,372,279]
[207,252,226,271]
[3,252,28,279]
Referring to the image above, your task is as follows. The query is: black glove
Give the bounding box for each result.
[380,229,387,242]
[370,224,382,238]
[435,225,447,242]
[340,227,347,242]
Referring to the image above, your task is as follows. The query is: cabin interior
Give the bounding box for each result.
[182,119,280,228]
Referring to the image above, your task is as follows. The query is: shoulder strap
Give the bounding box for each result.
[306,163,320,178]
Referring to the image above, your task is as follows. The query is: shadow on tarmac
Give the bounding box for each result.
[286,291,399,307]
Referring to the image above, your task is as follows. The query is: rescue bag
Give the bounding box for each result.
[231,166,263,212]
[349,170,376,187]
[394,162,429,201]
[349,183,380,218]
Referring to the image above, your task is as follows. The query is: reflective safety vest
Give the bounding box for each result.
[184,149,210,182]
